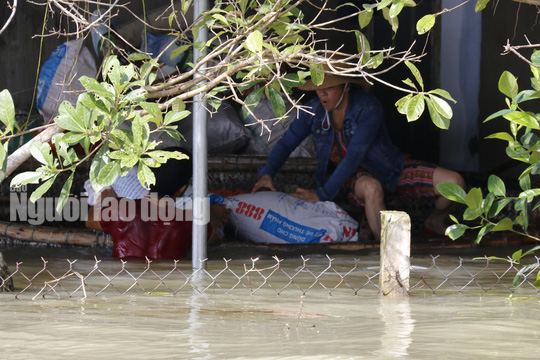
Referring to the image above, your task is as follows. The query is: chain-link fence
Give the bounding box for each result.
[1,254,540,299]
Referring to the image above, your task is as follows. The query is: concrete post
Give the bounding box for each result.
[379,210,411,296]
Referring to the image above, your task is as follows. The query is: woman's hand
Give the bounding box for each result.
[290,188,319,203]
[252,174,276,193]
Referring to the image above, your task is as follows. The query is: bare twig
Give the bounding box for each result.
[0,0,18,36]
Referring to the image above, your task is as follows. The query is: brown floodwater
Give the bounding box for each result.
[0,245,539,359]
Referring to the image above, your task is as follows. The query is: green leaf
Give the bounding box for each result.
[463,206,482,221]
[268,87,286,118]
[382,7,399,35]
[367,53,384,69]
[89,145,110,193]
[488,199,513,218]
[358,9,373,29]
[55,102,86,133]
[242,87,264,118]
[97,161,121,188]
[402,78,416,90]
[498,71,519,99]
[513,274,522,287]
[405,61,424,91]
[492,217,514,232]
[164,110,191,125]
[0,142,6,175]
[140,62,156,80]
[30,175,57,203]
[406,94,425,122]
[515,90,540,103]
[446,223,468,239]
[519,188,540,199]
[484,109,513,122]
[503,111,540,130]
[280,73,303,90]
[512,249,523,263]
[239,0,248,13]
[437,182,467,204]
[181,0,191,13]
[0,89,15,132]
[389,0,405,18]
[170,44,192,62]
[487,174,506,196]
[245,30,263,53]
[355,31,371,64]
[10,171,44,187]
[163,128,183,142]
[282,45,306,56]
[522,245,540,257]
[30,141,53,166]
[531,65,540,84]
[519,174,531,191]
[475,0,491,12]
[124,88,147,103]
[148,150,189,163]
[128,53,152,62]
[78,92,110,114]
[79,76,115,99]
[416,14,436,35]
[310,64,324,87]
[483,192,495,216]
[428,88,456,103]
[172,98,186,112]
[475,224,494,244]
[140,102,163,123]
[428,94,453,119]
[132,115,143,146]
[377,0,393,10]
[137,162,155,190]
[212,13,228,25]
[485,132,515,142]
[465,187,484,210]
[56,171,74,214]
[102,56,120,82]
[395,94,412,115]
[426,97,449,129]
[532,50,540,67]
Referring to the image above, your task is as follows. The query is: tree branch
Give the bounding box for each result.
[0,0,17,36]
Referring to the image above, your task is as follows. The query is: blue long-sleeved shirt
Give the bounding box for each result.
[258,88,404,201]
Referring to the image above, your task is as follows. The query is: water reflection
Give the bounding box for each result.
[185,273,212,359]
[373,297,415,358]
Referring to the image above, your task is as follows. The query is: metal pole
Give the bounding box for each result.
[192,0,208,271]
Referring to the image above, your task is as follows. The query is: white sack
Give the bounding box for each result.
[225,192,358,244]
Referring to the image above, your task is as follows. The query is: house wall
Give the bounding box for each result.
[440,0,482,173]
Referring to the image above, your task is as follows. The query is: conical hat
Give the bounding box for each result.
[298,74,369,91]
[298,59,370,90]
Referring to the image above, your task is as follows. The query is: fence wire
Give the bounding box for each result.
[1,255,540,299]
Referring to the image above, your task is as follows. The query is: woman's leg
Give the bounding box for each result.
[354,176,386,241]
[425,167,466,235]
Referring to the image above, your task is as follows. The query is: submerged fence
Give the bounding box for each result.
[1,254,540,299]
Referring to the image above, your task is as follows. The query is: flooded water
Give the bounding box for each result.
[1,245,540,359]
